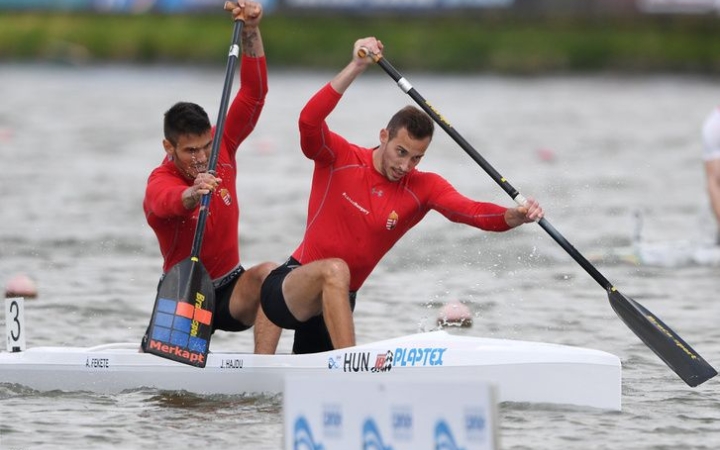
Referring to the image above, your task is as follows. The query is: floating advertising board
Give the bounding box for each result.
[284,372,498,450]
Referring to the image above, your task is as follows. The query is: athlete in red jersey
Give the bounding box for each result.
[143,1,280,354]
[261,37,544,354]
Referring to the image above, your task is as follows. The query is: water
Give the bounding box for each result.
[1,63,719,449]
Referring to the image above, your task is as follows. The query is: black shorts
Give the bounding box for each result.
[211,265,252,332]
[261,257,356,354]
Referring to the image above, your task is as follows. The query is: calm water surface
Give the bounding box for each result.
[0,64,719,449]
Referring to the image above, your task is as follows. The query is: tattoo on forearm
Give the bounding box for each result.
[242,30,258,57]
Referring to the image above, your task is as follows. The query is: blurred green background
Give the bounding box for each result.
[2,0,720,73]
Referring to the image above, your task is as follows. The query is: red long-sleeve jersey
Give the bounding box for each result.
[292,83,510,291]
[144,56,268,280]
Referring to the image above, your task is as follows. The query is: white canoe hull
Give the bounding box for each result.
[0,330,621,410]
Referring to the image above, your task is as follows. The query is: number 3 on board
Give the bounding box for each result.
[5,297,26,352]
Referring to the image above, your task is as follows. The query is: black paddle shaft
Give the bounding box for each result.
[363,49,717,387]
[190,20,244,257]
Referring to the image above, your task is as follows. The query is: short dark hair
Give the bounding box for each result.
[386,105,434,141]
[163,102,211,146]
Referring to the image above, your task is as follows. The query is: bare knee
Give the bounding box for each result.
[319,258,350,287]
[246,261,278,286]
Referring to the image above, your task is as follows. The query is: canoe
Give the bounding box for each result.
[0,330,621,411]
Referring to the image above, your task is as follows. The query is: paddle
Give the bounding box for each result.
[360,48,718,387]
[142,19,245,368]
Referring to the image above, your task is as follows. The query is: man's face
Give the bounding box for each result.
[376,127,430,182]
[163,131,213,179]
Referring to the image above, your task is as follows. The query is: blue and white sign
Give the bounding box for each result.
[284,373,498,449]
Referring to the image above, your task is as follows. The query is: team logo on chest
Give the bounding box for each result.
[219,188,232,206]
[386,210,398,230]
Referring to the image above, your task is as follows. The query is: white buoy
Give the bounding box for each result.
[437,300,473,328]
[5,274,38,299]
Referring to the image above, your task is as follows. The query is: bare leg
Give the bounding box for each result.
[253,304,282,354]
[282,258,355,349]
[229,261,282,354]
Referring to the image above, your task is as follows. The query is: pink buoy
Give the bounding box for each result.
[536,147,556,163]
[437,300,472,328]
[5,274,38,299]
[253,138,276,154]
[0,128,13,142]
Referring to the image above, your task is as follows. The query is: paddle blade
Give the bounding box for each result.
[142,257,215,368]
[608,289,717,387]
